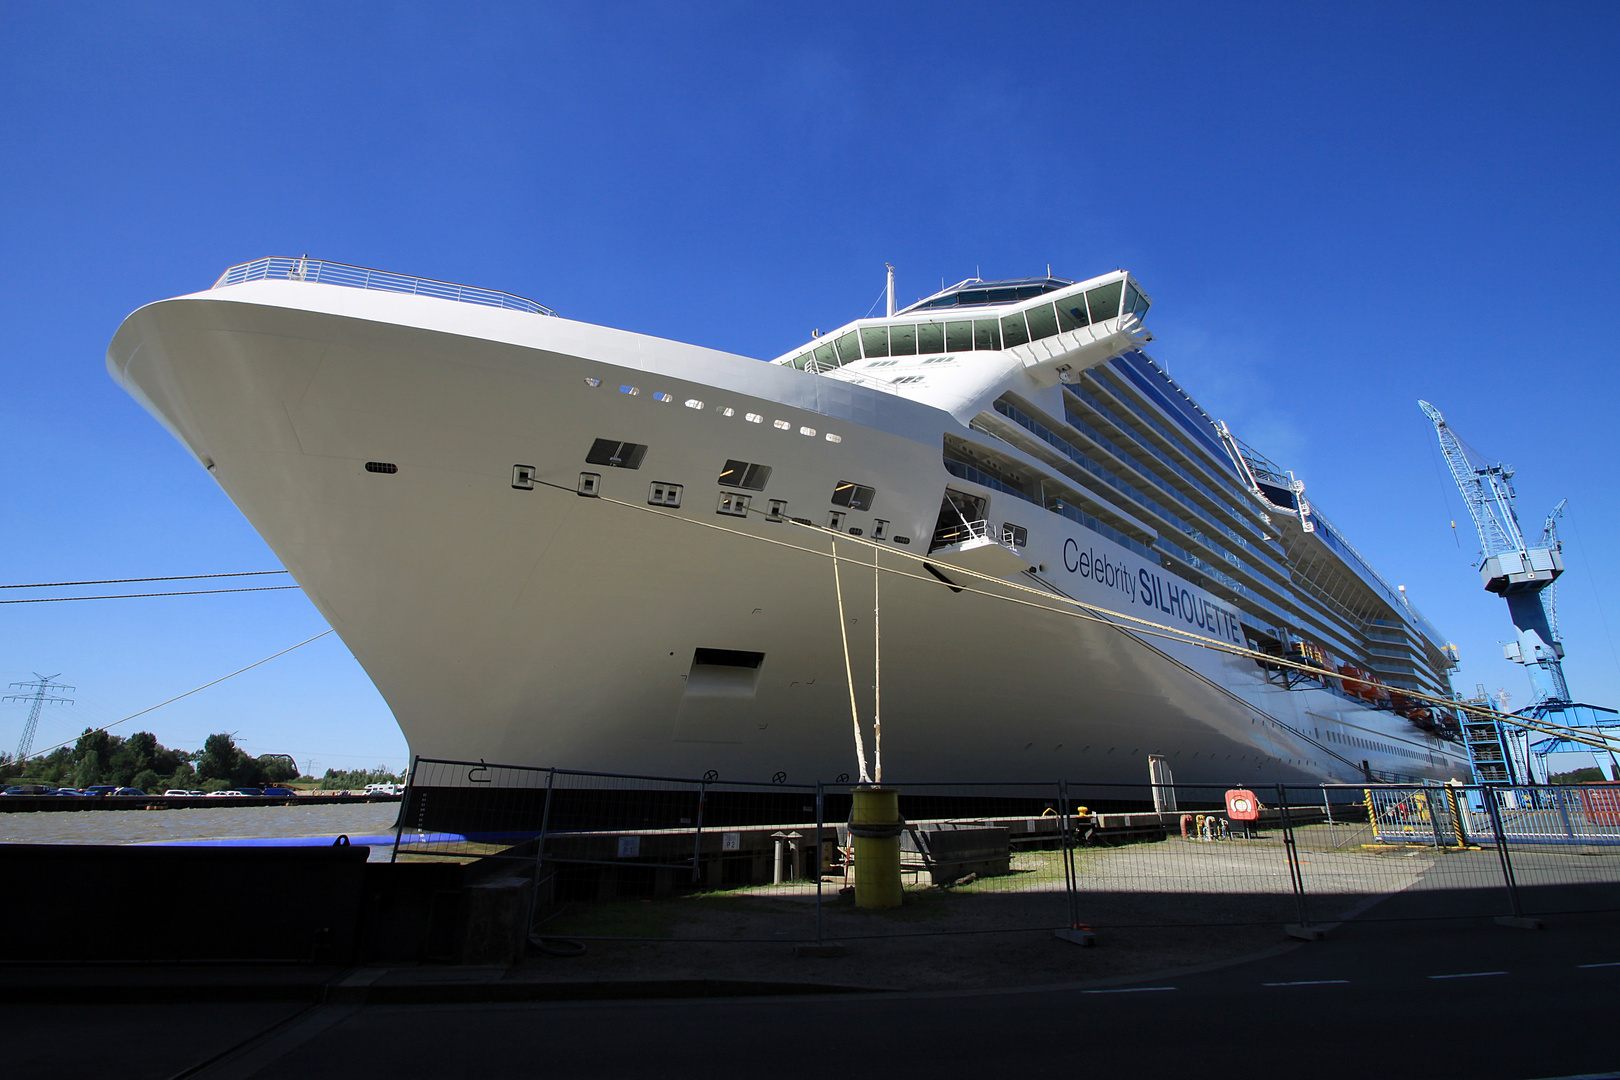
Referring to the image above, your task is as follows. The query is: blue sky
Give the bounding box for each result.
[1,2,1616,775]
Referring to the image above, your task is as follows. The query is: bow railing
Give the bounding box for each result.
[211,257,557,316]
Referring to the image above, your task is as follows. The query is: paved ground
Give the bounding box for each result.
[8,834,1617,1079]
[10,903,1617,1080]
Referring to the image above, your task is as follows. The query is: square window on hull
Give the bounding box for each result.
[718,459,772,490]
[831,481,876,511]
[585,438,648,469]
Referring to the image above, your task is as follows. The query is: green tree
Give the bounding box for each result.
[131,769,161,793]
[1550,767,1606,784]
[73,729,110,788]
[164,761,198,791]
[197,733,243,784]
[318,766,403,790]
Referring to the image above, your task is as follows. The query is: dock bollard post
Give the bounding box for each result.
[850,786,902,909]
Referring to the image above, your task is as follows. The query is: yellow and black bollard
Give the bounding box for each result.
[850,787,903,909]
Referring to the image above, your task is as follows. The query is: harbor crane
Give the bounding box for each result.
[1421,400,1619,783]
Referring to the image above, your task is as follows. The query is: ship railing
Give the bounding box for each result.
[800,355,904,395]
[211,257,558,316]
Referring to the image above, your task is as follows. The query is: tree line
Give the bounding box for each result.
[0,730,402,793]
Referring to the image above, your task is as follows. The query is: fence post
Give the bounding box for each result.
[391,754,419,864]
[524,768,557,936]
[1053,779,1093,945]
[1276,784,1319,939]
[1554,786,1576,839]
[690,781,707,886]
[1481,785,1540,928]
[815,781,824,946]
[1445,782,1471,848]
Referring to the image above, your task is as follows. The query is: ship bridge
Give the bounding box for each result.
[772,271,1153,385]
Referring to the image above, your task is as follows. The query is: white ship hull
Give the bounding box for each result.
[108,278,1472,789]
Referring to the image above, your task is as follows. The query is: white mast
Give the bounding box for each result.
[885,263,895,318]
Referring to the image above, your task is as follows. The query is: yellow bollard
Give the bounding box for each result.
[850,787,903,909]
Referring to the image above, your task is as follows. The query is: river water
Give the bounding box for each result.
[0,802,403,859]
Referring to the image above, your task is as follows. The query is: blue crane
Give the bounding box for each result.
[1421,400,1618,782]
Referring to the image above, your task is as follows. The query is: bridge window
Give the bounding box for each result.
[1125,281,1151,320]
[1001,311,1030,348]
[860,326,889,358]
[946,320,973,351]
[1085,281,1123,323]
[834,331,862,365]
[973,319,1002,351]
[890,324,917,356]
[918,323,945,354]
[1056,295,1089,332]
[1026,302,1059,340]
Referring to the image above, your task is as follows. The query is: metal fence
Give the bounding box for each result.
[211,257,557,315]
[391,758,1620,947]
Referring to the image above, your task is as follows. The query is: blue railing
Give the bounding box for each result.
[212,257,557,316]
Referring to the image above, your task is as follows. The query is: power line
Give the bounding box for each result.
[13,629,335,764]
[0,585,302,605]
[0,570,288,591]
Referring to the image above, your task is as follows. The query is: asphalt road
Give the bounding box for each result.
[11,910,1618,1080]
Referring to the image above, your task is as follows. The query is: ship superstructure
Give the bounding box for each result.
[107,258,1472,789]
[772,272,1459,726]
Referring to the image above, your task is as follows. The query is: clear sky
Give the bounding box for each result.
[1,2,1616,776]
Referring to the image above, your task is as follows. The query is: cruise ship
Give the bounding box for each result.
[107,258,1473,791]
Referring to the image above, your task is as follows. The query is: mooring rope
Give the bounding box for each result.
[873,544,882,784]
[830,538,871,784]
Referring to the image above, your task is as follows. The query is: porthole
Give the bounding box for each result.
[745,413,764,424]
[654,392,673,403]
[619,385,640,396]
[584,377,601,387]
[721,407,736,417]
[685,399,704,410]
[825,433,842,443]
[799,426,816,437]
[772,419,791,430]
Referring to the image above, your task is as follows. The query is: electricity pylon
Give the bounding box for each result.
[5,674,75,764]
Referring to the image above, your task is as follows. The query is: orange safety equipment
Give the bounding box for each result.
[1226,789,1260,821]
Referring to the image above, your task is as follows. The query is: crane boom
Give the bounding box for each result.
[1420,399,1526,556]
[1420,400,1620,784]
